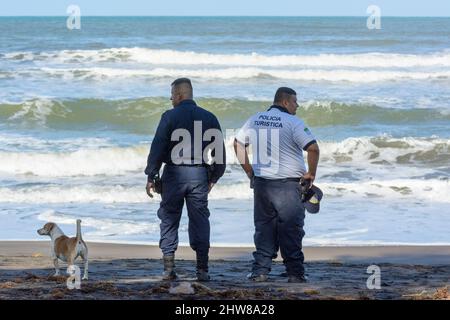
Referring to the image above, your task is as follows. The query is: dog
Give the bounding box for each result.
[37,219,88,280]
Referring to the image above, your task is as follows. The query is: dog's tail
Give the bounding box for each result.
[76,219,82,241]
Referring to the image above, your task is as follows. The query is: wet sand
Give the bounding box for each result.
[0,241,448,300]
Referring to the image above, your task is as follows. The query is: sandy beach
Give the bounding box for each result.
[0,241,448,300]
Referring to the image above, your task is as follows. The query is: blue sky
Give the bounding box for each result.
[0,0,449,16]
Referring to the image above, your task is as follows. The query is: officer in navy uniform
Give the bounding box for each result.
[145,78,226,281]
[234,87,320,283]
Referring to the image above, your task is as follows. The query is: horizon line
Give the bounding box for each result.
[0,15,449,18]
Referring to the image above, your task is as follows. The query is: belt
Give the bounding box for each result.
[254,176,300,183]
[166,163,205,167]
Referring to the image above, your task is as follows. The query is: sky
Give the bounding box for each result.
[0,0,449,16]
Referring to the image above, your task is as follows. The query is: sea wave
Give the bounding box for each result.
[1,178,449,203]
[1,98,449,132]
[0,136,448,177]
[0,145,148,177]
[320,136,450,166]
[18,66,450,82]
[3,48,450,68]
[2,48,450,83]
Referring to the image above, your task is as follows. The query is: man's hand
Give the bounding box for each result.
[208,182,215,193]
[302,172,315,187]
[246,170,254,180]
[146,181,155,198]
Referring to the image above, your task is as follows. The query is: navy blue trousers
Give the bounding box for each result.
[157,165,210,262]
[252,177,306,276]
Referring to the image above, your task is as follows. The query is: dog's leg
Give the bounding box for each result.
[83,259,89,280]
[53,257,60,276]
[80,251,88,280]
[66,256,78,281]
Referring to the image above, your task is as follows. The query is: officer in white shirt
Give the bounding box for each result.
[234,87,320,283]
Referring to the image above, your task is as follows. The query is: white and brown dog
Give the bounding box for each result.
[37,219,88,280]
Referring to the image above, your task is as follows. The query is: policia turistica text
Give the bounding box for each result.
[234,87,320,283]
[145,78,226,282]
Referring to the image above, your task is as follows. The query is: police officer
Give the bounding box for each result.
[145,78,226,281]
[234,87,319,283]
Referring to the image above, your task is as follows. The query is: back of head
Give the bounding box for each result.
[274,87,296,105]
[171,77,193,100]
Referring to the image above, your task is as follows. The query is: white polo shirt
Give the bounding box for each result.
[235,105,317,179]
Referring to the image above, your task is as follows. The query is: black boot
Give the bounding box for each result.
[162,255,177,280]
[288,274,307,283]
[196,254,210,282]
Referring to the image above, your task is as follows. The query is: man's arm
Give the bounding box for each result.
[303,142,320,185]
[233,139,253,179]
[208,145,226,183]
[291,120,319,186]
[207,118,226,192]
[145,112,171,197]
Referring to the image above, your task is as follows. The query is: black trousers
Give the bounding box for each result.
[252,177,306,276]
[157,165,210,266]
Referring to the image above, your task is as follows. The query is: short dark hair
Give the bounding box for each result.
[171,77,192,88]
[274,87,297,104]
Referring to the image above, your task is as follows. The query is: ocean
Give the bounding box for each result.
[0,17,449,246]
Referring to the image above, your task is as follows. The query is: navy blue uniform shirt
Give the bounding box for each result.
[145,99,226,183]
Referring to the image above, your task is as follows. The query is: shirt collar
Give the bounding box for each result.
[176,99,196,107]
[268,104,290,114]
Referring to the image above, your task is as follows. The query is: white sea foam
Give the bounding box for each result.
[319,136,450,165]
[320,179,450,202]
[0,133,113,152]
[1,178,449,204]
[0,183,253,203]
[33,67,450,82]
[37,210,159,237]
[5,48,450,68]
[0,145,148,177]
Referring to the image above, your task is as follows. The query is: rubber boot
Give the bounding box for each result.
[162,255,177,281]
[196,254,210,282]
